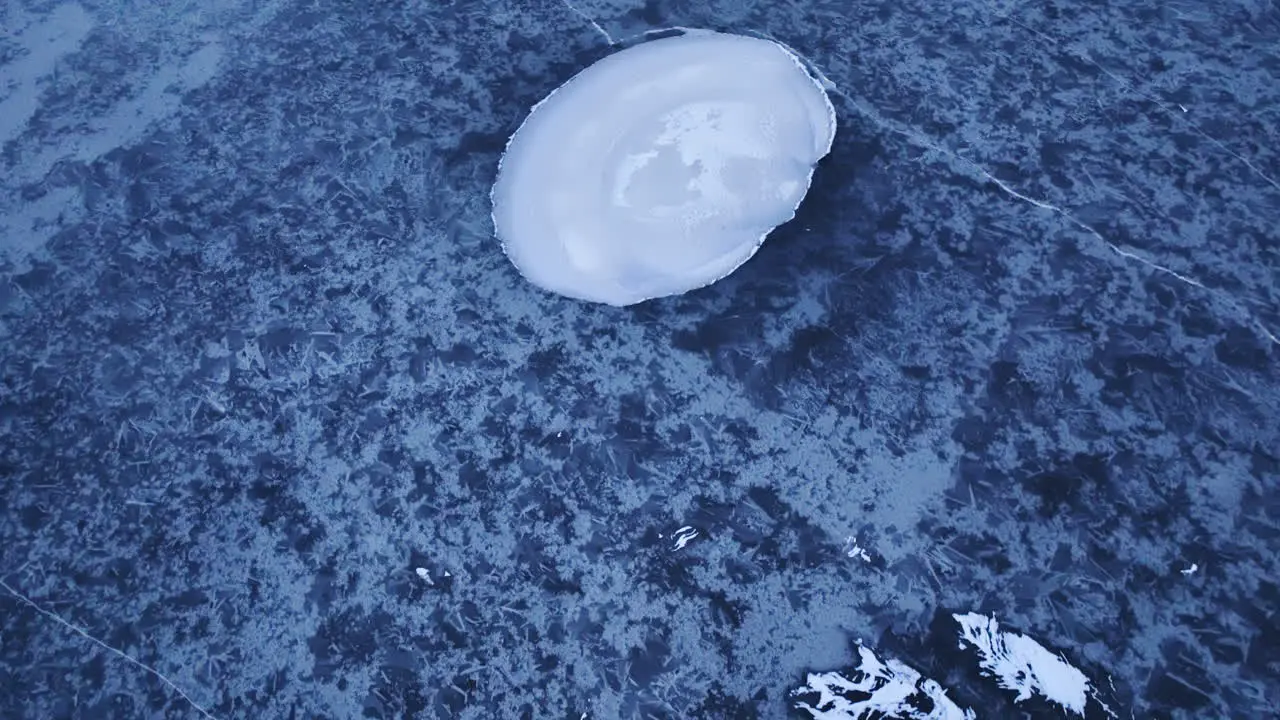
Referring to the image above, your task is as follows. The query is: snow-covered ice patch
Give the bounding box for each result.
[843,535,872,562]
[491,30,836,306]
[793,644,975,720]
[954,612,1102,717]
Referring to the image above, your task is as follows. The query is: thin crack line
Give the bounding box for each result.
[1255,321,1280,346]
[1,578,217,720]
[559,0,616,46]
[785,46,1279,345]
[974,169,1206,288]
[970,164,1278,344]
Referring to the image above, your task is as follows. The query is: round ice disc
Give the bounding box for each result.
[491,31,836,306]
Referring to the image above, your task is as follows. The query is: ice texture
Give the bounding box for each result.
[490,30,836,306]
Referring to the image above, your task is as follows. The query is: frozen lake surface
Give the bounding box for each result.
[2,1,1278,718]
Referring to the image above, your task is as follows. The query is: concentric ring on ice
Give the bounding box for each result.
[491,30,836,306]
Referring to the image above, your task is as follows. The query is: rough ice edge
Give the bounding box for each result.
[489,28,837,306]
[793,644,976,720]
[954,613,1112,717]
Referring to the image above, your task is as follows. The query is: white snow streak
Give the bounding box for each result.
[795,644,975,720]
[953,612,1099,716]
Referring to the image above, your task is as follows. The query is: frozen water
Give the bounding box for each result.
[491,30,836,306]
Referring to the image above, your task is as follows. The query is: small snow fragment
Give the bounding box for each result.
[1180,563,1198,576]
[673,526,699,550]
[415,567,433,584]
[954,612,1097,716]
[792,643,975,719]
[843,536,872,562]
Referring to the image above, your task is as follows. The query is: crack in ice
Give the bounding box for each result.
[0,578,218,720]
[754,40,1279,346]
[973,168,1206,290]
[559,0,616,46]
[970,161,1280,346]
